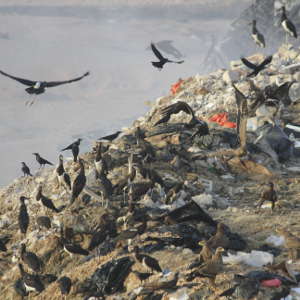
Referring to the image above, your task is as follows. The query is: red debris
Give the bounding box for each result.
[208,112,236,128]
[261,278,282,288]
[170,78,184,95]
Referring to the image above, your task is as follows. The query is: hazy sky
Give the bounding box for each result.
[0,1,251,186]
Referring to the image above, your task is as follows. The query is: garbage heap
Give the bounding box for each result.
[2,44,300,299]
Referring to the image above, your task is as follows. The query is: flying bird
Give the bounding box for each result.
[150,42,184,70]
[0,69,89,104]
[250,20,265,48]
[241,55,272,77]
[281,6,297,40]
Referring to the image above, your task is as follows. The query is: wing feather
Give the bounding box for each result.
[45,71,89,88]
[0,70,36,86]
[151,43,165,61]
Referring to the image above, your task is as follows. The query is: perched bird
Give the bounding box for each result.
[281,6,297,40]
[14,278,29,297]
[70,158,86,204]
[199,240,213,263]
[0,238,7,252]
[18,263,44,293]
[36,216,51,230]
[36,185,60,213]
[154,101,209,137]
[186,247,225,288]
[132,271,152,283]
[94,143,108,177]
[21,162,33,177]
[18,196,30,235]
[20,243,42,273]
[61,138,82,151]
[133,246,162,273]
[0,69,89,96]
[33,153,53,168]
[150,42,184,70]
[56,154,71,190]
[58,276,72,296]
[276,228,300,260]
[257,182,277,211]
[206,223,230,250]
[98,131,122,142]
[61,235,89,257]
[250,20,265,48]
[241,55,272,77]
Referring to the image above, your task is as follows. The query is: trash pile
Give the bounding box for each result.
[2,43,300,299]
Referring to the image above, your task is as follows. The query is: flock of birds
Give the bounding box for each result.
[0,3,300,299]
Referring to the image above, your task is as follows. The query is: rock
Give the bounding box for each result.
[222,70,242,84]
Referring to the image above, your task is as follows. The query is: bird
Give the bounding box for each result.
[94,142,108,177]
[281,6,297,42]
[154,101,209,135]
[21,162,33,177]
[0,70,89,104]
[98,131,122,142]
[13,278,29,297]
[96,170,113,207]
[18,263,44,294]
[20,243,42,273]
[18,196,30,235]
[206,223,230,250]
[186,247,225,288]
[33,153,53,168]
[36,216,51,230]
[70,158,86,204]
[60,233,89,257]
[0,237,7,252]
[132,271,152,283]
[241,55,272,77]
[36,185,60,213]
[256,182,277,211]
[199,240,214,263]
[150,42,184,70]
[58,276,72,297]
[61,138,82,151]
[276,228,300,260]
[250,20,265,48]
[133,246,162,273]
[56,154,71,191]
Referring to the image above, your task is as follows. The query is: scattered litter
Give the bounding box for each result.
[261,278,281,287]
[266,235,285,246]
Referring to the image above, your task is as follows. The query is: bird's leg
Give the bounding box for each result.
[29,95,37,106]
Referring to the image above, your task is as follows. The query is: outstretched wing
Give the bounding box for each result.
[154,101,194,126]
[259,55,272,68]
[45,71,90,88]
[151,43,165,61]
[241,57,257,70]
[232,84,248,148]
[0,70,36,86]
[270,81,295,106]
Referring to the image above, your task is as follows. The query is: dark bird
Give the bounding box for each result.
[98,130,122,142]
[36,216,51,230]
[94,143,108,177]
[241,55,272,77]
[18,196,30,235]
[251,20,265,48]
[33,153,53,168]
[132,271,152,283]
[21,162,33,177]
[14,278,29,297]
[257,182,277,211]
[0,69,89,95]
[96,170,113,207]
[61,236,89,257]
[36,185,60,213]
[133,246,162,273]
[150,42,184,69]
[58,276,72,296]
[154,101,209,136]
[206,223,230,250]
[61,138,82,151]
[70,158,86,204]
[281,6,297,39]
[0,238,7,252]
[20,243,42,273]
[264,81,296,107]
[56,154,71,190]
[18,263,44,293]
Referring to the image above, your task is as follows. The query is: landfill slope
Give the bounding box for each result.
[1,44,300,299]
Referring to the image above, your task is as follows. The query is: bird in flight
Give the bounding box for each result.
[241,55,272,77]
[0,70,90,105]
[150,43,184,70]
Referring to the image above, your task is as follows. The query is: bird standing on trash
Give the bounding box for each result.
[21,162,33,177]
[18,196,30,235]
[133,246,163,273]
[33,153,53,168]
[70,158,86,205]
[251,20,265,48]
[150,42,184,70]
[56,154,71,191]
[61,138,82,162]
[257,182,277,211]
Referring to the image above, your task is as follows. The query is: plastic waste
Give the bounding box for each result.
[266,235,285,246]
[209,112,236,128]
[261,278,281,287]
